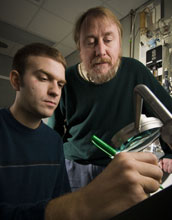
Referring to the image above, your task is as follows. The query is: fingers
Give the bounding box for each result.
[127,151,159,165]
[140,175,162,193]
[160,158,172,173]
[158,160,163,169]
[135,158,163,181]
[84,151,163,219]
[111,152,163,194]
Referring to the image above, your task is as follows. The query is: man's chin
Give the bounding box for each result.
[92,64,111,72]
[88,68,116,84]
[40,110,54,119]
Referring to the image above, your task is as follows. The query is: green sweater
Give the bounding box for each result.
[55,57,172,165]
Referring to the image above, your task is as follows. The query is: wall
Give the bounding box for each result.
[0,0,171,108]
[164,0,172,19]
[0,77,15,108]
[120,16,131,57]
[0,54,14,108]
[66,50,80,67]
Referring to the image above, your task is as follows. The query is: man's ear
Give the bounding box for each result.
[10,70,21,91]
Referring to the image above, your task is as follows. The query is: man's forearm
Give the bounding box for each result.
[44,190,90,220]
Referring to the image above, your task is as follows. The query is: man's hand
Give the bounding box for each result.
[159,158,172,173]
[45,152,163,220]
[79,152,163,220]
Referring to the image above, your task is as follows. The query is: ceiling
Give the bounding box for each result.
[0,0,149,59]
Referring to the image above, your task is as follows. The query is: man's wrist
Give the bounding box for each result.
[44,190,91,220]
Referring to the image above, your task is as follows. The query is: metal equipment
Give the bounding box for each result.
[111,84,172,154]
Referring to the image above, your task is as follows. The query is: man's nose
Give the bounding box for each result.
[48,81,60,97]
[95,40,106,56]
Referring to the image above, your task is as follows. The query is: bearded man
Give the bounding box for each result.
[54,7,172,192]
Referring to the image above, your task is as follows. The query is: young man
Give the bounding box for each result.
[0,43,163,219]
[54,6,172,191]
[0,43,70,218]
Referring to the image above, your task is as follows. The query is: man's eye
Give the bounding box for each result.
[88,41,94,45]
[39,76,48,81]
[41,78,47,81]
[104,38,112,43]
[58,83,64,88]
[86,39,95,46]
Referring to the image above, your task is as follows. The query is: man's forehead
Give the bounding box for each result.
[81,16,117,32]
[27,55,48,62]
[25,56,65,74]
[26,55,54,67]
[81,18,118,39]
[83,15,115,26]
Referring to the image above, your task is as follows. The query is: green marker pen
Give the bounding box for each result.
[91,135,117,159]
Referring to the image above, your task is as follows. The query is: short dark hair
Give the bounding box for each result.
[74,6,123,49]
[12,43,66,77]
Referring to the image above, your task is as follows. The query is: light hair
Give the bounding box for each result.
[74,6,123,49]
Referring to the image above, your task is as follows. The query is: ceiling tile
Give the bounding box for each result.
[43,0,102,24]
[106,0,148,17]
[27,0,44,6]
[0,20,53,48]
[0,37,11,56]
[0,37,24,58]
[0,37,16,57]
[102,2,124,19]
[28,9,72,42]
[0,0,150,60]
[0,0,39,28]
[9,43,24,58]
[53,43,75,57]
[60,33,76,49]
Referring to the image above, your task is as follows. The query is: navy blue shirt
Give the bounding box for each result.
[0,109,70,219]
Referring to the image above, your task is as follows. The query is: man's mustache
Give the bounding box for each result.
[92,57,111,65]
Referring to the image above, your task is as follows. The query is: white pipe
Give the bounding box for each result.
[0,75,10,80]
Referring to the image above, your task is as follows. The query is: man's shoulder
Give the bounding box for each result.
[66,63,78,74]
[41,122,62,140]
[120,57,148,73]
[122,57,143,65]
[0,108,7,113]
[65,63,80,83]
[0,108,8,119]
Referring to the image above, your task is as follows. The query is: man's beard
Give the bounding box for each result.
[84,57,121,84]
